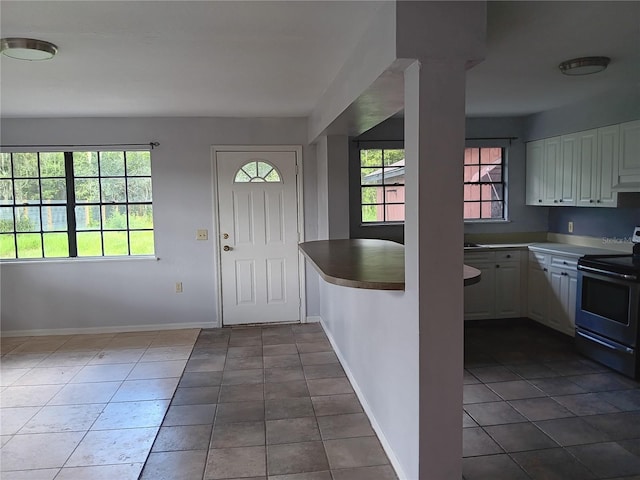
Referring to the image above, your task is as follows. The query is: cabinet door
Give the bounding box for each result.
[558,134,577,205]
[597,125,619,207]
[548,267,569,334]
[527,265,548,324]
[577,129,598,207]
[548,266,578,336]
[495,262,521,318]
[464,262,496,320]
[543,137,561,205]
[526,140,545,205]
[616,120,640,189]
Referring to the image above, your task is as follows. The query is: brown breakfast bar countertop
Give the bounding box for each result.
[299,239,481,290]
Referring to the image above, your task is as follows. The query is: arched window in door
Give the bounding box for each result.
[234,160,282,183]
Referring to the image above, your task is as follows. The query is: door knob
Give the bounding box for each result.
[223,245,232,251]
[223,233,229,239]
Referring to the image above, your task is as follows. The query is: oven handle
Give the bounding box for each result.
[576,330,634,355]
[577,265,637,281]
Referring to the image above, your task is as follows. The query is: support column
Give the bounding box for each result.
[404,59,467,479]
[316,134,350,240]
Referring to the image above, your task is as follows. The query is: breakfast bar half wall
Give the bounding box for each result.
[298,238,481,479]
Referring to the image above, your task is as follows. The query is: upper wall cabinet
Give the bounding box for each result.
[525,135,576,206]
[525,140,545,205]
[526,120,640,208]
[615,120,640,190]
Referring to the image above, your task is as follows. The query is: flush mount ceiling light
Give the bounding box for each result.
[0,38,58,61]
[559,56,610,76]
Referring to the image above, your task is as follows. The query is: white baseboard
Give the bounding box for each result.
[318,317,408,480]
[0,321,218,338]
[305,315,322,323]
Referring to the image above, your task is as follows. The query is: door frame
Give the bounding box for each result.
[211,145,306,328]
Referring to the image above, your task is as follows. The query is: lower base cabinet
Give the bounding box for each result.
[527,251,577,336]
[464,250,522,320]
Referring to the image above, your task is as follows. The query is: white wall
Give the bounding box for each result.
[0,117,319,334]
[319,282,418,479]
[465,117,549,235]
[524,84,640,141]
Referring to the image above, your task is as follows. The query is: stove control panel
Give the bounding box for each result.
[633,226,640,244]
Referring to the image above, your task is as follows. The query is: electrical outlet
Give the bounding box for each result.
[196,229,208,241]
[175,282,183,293]
[568,221,574,233]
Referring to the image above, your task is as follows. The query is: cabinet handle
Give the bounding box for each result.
[506,254,511,259]
[496,264,500,268]
[596,199,601,203]
[559,199,563,203]
[563,261,567,265]
[538,199,542,203]
[543,268,548,272]
[589,199,594,203]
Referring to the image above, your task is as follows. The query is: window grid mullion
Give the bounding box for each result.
[65,152,78,257]
[124,152,131,255]
[10,154,19,257]
[381,151,387,222]
[97,152,105,256]
[37,153,45,257]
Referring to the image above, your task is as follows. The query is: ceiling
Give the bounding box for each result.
[1,1,638,119]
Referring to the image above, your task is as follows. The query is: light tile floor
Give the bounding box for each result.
[0,328,200,479]
[1,324,397,480]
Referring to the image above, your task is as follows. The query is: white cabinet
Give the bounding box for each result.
[615,119,640,189]
[576,129,599,207]
[576,125,618,207]
[595,124,619,207]
[526,136,576,206]
[527,251,577,336]
[526,252,549,323]
[525,140,545,205]
[557,134,578,204]
[495,257,522,318]
[464,254,496,320]
[542,136,561,205]
[527,120,640,208]
[464,250,522,320]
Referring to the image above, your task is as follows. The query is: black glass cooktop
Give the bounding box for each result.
[578,254,640,277]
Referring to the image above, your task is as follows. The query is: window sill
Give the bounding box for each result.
[0,255,159,265]
[464,219,511,224]
[359,219,511,226]
[360,222,404,227]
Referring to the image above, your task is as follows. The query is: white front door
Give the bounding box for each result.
[216,149,301,326]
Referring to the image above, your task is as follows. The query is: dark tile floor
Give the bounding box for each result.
[464,319,640,480]
[139,323,397,480]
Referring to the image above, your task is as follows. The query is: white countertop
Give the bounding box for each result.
[528,242,624,257]
[463,242,624,257]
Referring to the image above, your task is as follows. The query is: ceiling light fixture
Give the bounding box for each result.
[0,38,58,61]
[559,56,610,76]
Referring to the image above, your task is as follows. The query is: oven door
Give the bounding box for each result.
[576,268,639,348]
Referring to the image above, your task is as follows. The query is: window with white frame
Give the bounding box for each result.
[0,150,154,259]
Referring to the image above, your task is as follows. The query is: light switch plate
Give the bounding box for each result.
[632,226,640,243]
[196,229,208,241]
